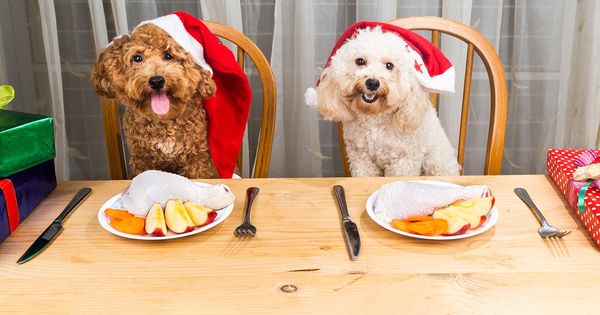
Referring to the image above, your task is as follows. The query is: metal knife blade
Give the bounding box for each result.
[333,185,361,260]
[17,187,92,264]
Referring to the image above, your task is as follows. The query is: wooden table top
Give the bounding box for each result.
[1,175,599,314]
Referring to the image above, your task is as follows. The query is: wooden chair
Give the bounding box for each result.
[338,16,508,176]
[102,21,276,179]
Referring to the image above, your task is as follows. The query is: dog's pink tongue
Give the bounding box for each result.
[150,92,170,115]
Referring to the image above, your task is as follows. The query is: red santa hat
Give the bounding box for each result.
[306,21,455,106]
[137,12,251,178]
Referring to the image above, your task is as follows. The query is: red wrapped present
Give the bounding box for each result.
[547,148,600,248]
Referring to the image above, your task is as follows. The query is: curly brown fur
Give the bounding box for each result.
[92,24,219,178]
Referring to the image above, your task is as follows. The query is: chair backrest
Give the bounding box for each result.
[102,20,276,179]
[338,16,508,176]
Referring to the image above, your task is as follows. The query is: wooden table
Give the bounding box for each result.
[1,175,599,314]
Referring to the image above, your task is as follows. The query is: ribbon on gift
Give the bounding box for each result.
[0,85,15,109]
[0,179,19,232]
[570,150,600,213]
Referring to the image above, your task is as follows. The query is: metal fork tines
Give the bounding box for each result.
[234,187,259,237]
[514,188,571,238]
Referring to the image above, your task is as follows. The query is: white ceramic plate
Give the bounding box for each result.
[365,180,499,240]
[98,182,234,241]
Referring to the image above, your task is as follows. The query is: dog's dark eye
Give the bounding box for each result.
[385,62,394,70]
[164,52,173,60]
[355,58,366,66]
[132,54,143,63]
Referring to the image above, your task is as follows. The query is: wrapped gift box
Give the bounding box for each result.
[0,109,55,177]
[0,160,57,244]
[547,148,600,248]
[0,109,57,244]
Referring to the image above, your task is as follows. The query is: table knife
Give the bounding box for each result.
[17,187,92,264]
[332,185,360,261]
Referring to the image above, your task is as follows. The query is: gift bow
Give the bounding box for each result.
[0,179,19,232]
[573,150,600,213]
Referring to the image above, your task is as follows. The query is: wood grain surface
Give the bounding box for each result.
[0,176,599,314]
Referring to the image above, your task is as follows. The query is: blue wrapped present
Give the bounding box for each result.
[0,160,57,244]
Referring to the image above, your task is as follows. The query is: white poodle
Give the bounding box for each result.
[306,24,460,177]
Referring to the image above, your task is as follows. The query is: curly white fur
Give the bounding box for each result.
[308,26,460,176]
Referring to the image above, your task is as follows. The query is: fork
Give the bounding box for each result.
[234,187,259,237]
[514,188,571,238]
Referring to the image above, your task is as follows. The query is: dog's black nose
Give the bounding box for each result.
[148,76,165,90]
[365,78,380,91]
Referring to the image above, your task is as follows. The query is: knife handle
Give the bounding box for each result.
[54,187,92,223]
[333,185,351,221]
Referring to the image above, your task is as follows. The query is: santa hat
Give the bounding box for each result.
[136,12,251,178]
[306,21,454,107]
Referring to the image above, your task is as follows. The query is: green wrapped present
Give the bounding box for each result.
[0,110,55,177]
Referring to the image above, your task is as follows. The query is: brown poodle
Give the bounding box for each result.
[92,24,219,178]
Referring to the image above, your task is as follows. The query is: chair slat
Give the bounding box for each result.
[338,122,350,176]
[101,98,127,179]
[236,46,245,175]
[237,46,245,70]
[429,30,441,108]
[457,43,475,173]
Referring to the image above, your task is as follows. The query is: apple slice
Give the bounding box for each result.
[432,208,470,235]
[450,197,494,229]
[445,206,481,230]
[145,203,168,236]
[444,223,470,236]
[452,197,493,216]
[184,202,214,226]
[165,199,195,234]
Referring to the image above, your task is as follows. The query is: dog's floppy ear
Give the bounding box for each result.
[91,35,130,98]
[314,68,355,122]
[196,67,216,98]
[391,81,430,133]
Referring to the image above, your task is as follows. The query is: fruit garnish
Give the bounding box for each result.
[433,196,493,235]
[110,216,146,235]
[401,216,433,222]
[145,203,167,236]
[391,220,412,233]
[105,208,133,220]
[206,211,218,225]
[391,217,448,236]
[165,199,195,234]
[184,202,214,226]
[408,219,449,236]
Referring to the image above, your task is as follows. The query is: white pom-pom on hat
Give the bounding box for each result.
[304,87,318,109]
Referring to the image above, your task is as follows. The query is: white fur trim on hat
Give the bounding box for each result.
[304,87,318,108]
[137,14,213,73]
[415,64,455,94]
[397,35,455,94]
